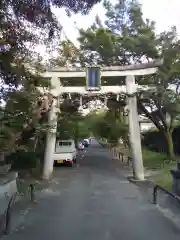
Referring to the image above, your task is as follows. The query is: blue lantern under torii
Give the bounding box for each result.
[86,66,101,91]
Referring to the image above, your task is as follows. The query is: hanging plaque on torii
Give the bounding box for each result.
[86,66,101,91]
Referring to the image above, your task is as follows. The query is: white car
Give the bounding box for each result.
[53,140,77,166]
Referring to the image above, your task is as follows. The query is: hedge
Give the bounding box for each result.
[142,125,180,155]
[6,150,41,170]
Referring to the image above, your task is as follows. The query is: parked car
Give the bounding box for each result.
[53,140,77,166]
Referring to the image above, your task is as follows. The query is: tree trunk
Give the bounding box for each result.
[165,129,175,159]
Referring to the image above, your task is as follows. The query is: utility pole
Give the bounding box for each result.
[126,75,144,181]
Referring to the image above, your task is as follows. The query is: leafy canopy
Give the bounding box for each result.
[77,0,180,157]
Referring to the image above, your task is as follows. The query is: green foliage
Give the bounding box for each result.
[0,0,102,156]
[0,86,49,153]
[79,27,123,65]
[78,0,159,65]
[6,150,39,170]
[142,149,175,191]
[142,125,180,155]
[153,166,175,191]
[142,149,168,169]
[57,113,91,142]
[1,0,100,85]
[60,99,80,115]
[2,0,180,172]
[90,110,128,146]
[77,0,180,158]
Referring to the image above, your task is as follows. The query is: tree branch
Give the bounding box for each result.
[137,98,163,130]
[154,99,168,130]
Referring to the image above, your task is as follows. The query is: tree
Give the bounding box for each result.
[0,0,103,161]
[88,108,128,147]
[78,0,159,66]
[0,0,102,85]
[77,0,180,158]
[138,27,180,158]
[57,111,91,144]
[56,93,92,145]
[57,113,91,144]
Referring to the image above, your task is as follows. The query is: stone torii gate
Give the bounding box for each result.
[41,60,162,181]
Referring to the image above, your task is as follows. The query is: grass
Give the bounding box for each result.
[153,166,175,191]
[142,148,176,191]
[114,145,176,191]
[142,149,169,170]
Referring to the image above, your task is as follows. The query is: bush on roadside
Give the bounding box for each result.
[6,150,39,171]
[142,125,180,155]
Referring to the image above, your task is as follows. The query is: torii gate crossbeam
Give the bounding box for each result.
[41,60,162,181]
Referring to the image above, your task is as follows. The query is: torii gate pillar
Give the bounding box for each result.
[126,76,144,180]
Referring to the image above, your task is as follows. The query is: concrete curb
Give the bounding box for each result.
[127,176,153,186]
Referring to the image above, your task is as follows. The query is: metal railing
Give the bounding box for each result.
[153,184,180,205]
[29,183,36,202]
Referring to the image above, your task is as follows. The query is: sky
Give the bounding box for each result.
[38,0,180,59]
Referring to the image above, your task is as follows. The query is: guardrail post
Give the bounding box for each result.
[30,183,35,202]
[152,184,180,206]
[153,185,158,204]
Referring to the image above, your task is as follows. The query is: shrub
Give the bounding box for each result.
[142,125,180,155]
[6,150,39,170]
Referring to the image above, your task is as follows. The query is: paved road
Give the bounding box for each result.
[3,142,180,239]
